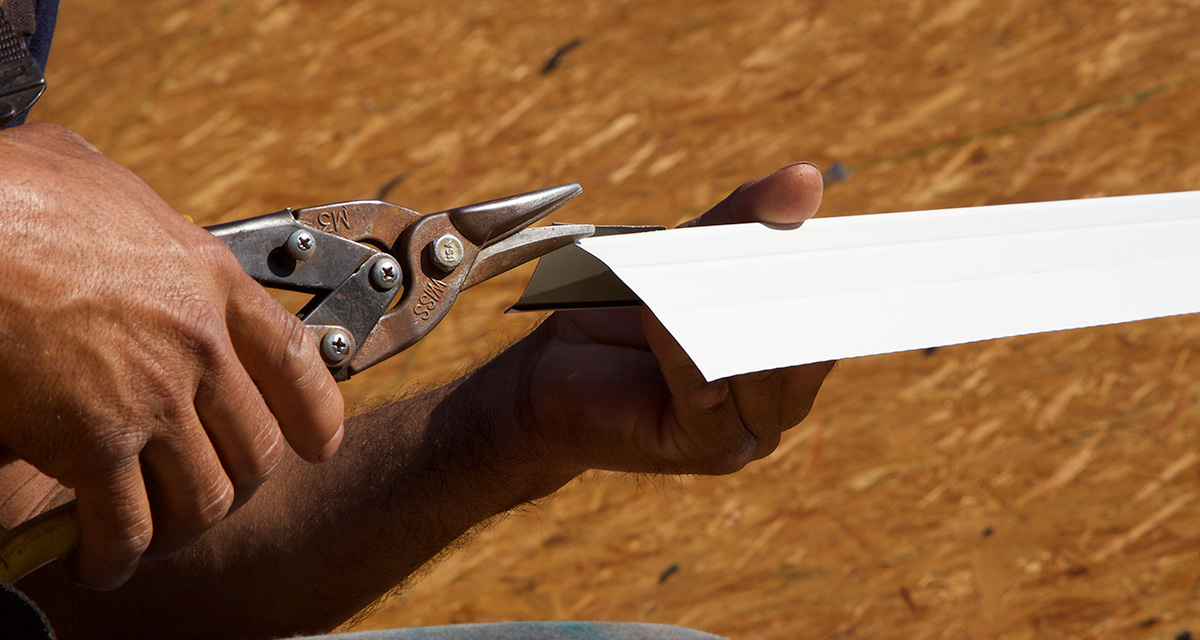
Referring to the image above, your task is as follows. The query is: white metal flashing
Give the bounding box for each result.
[575,191,1200,381]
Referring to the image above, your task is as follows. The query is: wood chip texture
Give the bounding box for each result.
[32,0,1200,637]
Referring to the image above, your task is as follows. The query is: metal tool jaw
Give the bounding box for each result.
[208,185,591,380]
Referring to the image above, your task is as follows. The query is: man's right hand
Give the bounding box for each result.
[0,124,345,589]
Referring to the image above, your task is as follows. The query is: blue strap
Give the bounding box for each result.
[28,0,56,70]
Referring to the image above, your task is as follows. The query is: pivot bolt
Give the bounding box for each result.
[320,329,353,365]
[286,229,316,261]
[430,234,464,271]
[369,256,401,291]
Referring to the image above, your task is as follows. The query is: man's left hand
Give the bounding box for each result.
[517,162,833,478]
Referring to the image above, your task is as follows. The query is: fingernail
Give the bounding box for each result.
[318,424,344,462]
[781,161,820,172]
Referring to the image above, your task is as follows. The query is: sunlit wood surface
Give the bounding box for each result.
[34,0,1200,637]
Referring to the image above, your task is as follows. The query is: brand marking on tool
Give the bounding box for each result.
[317,207,352,233]
[413,279,448,321]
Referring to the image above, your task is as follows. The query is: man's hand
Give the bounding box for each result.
[0,124,345,589]
[521,162,833,478]
[14,163,834,639]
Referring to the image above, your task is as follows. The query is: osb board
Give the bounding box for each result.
[30,0,1200,637]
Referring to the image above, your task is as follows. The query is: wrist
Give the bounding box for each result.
[435,326,578,504]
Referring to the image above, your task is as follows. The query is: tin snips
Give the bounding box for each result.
[207,184,592,380]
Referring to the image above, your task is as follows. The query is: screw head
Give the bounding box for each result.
[320,329,353,365]
[369,256,401,291]
[286,229,316,261]
[430,234,464,271]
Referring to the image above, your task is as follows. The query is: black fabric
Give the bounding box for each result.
[0,579,55,639]
[0,5,29,64]
[0,0,35,37]
[1,0,56,127]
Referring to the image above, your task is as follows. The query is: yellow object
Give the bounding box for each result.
[0,504,80,583]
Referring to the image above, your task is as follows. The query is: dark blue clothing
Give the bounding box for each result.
[4,0,58,127]
[304,623,727,640]
[0,579,55,640]
[28,0,57,69]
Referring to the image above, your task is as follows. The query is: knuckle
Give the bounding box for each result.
[105,517,154,563]
[273,315,322,383]
[701,446,755,476]
[688,381,732,416]
[753,426,783,459]
[131,354,192,415]
[715,422,773,474]
[232,426,284,491]
[681,429,758,476]
[62,429,144,479]
[184,478,234,533]
[197,232,246,275]
[166,292,230,369]
[785,399,817,427]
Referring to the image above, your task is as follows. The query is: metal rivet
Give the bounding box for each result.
[430,234,464,271]
[369,256,401,291]
[286,229,316,261]
[320,329,353,365]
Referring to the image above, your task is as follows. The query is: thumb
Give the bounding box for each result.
[682,162,824,229]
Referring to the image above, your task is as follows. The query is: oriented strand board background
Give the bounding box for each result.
[32,0,1200,637]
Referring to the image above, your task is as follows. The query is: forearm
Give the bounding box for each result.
[20,331,573,639]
